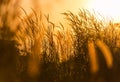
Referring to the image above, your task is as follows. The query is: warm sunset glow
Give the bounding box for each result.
[1,0,120,81]
[21,0,120,23]
[21,0,89,25]
[88,0,120,22]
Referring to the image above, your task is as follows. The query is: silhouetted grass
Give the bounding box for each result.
[0,1,120,82]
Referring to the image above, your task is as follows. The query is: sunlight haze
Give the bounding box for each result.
[21,0,120,23]
[87,0,120,23]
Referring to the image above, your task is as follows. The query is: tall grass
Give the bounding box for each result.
[16,9,118,82]
[0,1,120,82]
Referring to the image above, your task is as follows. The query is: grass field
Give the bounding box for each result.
[0,0,120,82]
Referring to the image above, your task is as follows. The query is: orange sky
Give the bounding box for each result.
[21,0,89,25]
[21,0,120,24]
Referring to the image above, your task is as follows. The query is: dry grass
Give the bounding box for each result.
[0,1,120,82]
[88,40,99,73]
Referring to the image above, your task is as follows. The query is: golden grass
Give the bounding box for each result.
[88,40,99,73]
[1,1,120,81]
[96,39,113,68]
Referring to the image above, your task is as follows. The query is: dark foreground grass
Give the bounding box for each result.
[0,1,120,82]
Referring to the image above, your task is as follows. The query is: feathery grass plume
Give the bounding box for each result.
[103,21,120,49]
[88,40,99,73]
[103,21,117,47]
[55,23,74,62]
[45,15,60,63]
[54,24,66,62]
[96,39,113,68]
[15,8,46,77]
[62,9,104,58]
